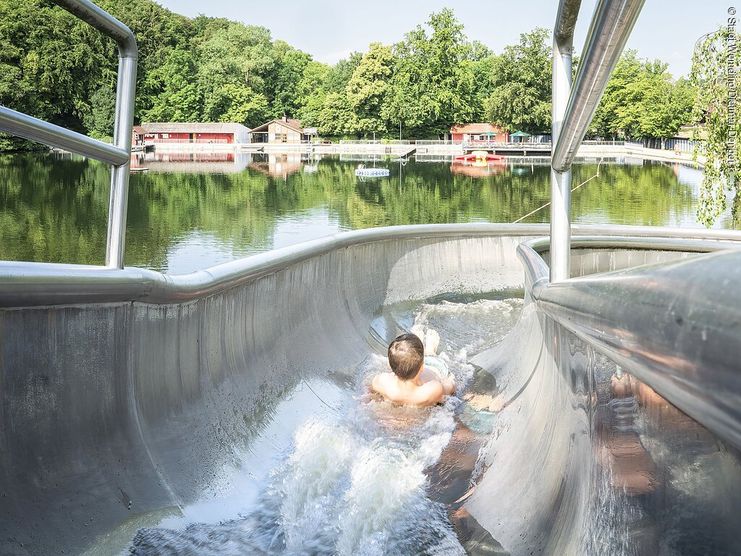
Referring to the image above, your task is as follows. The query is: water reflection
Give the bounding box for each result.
[248,153,303,179]
[0,153,718,273]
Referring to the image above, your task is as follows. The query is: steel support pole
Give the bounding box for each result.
[550,0,581,282]
[106,53,137,269]
[549,0,645,281]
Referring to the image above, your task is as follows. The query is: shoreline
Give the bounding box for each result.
[141,141,704,168]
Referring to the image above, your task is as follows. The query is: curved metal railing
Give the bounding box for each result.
[0,0,137,269]
[518,238,741,451]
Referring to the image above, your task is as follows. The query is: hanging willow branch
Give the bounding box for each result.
[690,23,741,227]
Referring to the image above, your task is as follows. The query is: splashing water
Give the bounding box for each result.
[129,297,522,555]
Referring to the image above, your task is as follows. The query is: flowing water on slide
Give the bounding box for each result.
[128,295,523,555]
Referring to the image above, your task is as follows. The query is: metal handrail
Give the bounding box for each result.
[1,223,740,308]
[0,0,137,269]
[0,107,129,166]
[518,238,741,451]
[549,0,645,282]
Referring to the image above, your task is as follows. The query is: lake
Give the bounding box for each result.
[0,151,725,274]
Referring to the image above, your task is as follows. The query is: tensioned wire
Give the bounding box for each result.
[511,158,604,223]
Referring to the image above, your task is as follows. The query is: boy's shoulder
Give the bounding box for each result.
[413,380,445,406]
[371,372,396,399]
[371,371,395,390]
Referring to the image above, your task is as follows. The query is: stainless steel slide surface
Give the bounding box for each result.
[1,224,740,555]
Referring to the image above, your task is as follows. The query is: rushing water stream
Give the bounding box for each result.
[127,295,522,555]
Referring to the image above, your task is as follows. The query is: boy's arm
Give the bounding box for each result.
[371,374,386,396]
[421,381,446,406]
[441,375,456,396]
[371,374,380,393]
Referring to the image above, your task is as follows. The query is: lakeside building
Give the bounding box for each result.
[250,117,315,144]
[450,123,509,143]
[133,122,251,145]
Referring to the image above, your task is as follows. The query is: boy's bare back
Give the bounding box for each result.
[370,333,455,407]
[371,371,446,407]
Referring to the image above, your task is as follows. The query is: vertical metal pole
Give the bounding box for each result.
[550,40,573,282]
[550,3,578,283]
[106,49,137,269]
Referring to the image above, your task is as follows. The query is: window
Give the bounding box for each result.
[276,133,288,143]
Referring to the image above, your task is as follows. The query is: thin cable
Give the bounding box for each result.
[302,379,340,413]
[512,158,604,224]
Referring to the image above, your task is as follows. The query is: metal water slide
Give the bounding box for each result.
[1,0,741,555]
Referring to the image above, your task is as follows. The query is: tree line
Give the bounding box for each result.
[0,0,695,150]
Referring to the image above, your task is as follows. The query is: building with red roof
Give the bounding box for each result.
[450,123,509,144]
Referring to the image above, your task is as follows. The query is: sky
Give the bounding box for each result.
[156,0,731,78]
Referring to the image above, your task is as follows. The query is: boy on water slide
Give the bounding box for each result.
[371,328,456,407]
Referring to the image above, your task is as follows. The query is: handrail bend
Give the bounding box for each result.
[0,0,137,269]
[549,0,645,282]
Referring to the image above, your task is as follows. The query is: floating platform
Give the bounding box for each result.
[355,167,390,177]
[454,150,506,163]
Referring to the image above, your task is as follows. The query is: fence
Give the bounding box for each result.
[338,139,414,145]
[641,137,698,153]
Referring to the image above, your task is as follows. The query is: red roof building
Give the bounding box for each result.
[135,122,251,145]
[450,123,508,143]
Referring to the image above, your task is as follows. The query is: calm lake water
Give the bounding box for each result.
[0,151,725,273]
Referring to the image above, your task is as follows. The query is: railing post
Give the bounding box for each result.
[106,52,137,269]
[550,0,580,282]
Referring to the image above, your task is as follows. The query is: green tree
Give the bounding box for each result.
[346,43,394,134]
[196,22,275,124]
[591,51,643,138]
[464,41,496,122]
[97,0,194,121]
[325,53,363,92]
[590,50,694,139]
[211,83,269,124]
[485,28,551,134]
[0,0,110,148]
[591,52,693,140]
[295,61,331,126]
[141,48,202,122]
[691,27,741,226]
[316,92,357,136]
[383,9,478,138]
[268,42,311,118]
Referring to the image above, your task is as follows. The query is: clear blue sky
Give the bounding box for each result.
[157,0,729,78]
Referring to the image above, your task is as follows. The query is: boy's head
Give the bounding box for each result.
[388,333,424,381]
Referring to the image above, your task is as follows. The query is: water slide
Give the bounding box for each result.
[2,0,741,553]
[2,224,741,555]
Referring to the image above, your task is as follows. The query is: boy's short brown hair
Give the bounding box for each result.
[388,333,424,381]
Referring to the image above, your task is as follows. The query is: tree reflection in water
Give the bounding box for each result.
[0,153,710,272]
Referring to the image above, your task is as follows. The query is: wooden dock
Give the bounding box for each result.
[463,142,551,155]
